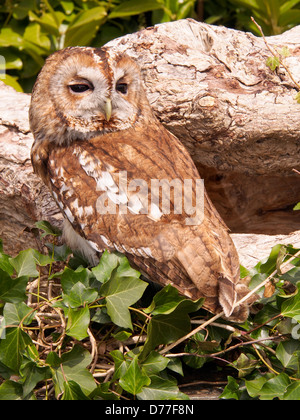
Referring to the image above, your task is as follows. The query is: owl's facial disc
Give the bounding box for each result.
[66,75,112,121]
[30,47,150,145]
[60,63,111,124]
[58,56,139,132]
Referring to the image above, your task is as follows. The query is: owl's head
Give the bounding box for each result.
[29,47,151,145]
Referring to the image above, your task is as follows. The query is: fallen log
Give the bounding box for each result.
[0,20,299,266]
[107,19,300,234]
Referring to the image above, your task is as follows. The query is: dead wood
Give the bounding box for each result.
[0,20,299,262]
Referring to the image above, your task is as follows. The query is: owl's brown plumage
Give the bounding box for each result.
[30,47,256,322]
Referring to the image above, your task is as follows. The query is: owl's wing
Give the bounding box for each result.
[46,127,255,322]
[47,142,174,259]
[46,138,203,298]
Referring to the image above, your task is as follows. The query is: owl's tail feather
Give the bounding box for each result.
[175,233,257,322]
[218,275,237,318]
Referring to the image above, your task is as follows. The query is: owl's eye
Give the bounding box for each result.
[116,82,128,95]
[69,83,93,93]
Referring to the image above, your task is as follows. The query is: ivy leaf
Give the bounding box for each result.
[166,357,183,376]
[137,371,189,400]
[24,344,40,364]
[11,0,36,19]
[231,353,259,378]
[111,330,132,342]
[66,306,90,340]
[61,1,74,15]
[119,355,151,395]
[183,336,209,370]
[93,251,140,284]
[0,27,23,48]
[141,289,203,357]
[144,284,186,315]
[45,351,61,368]
[294,93,300,104]
[9,250,39,277]
[35,220,62,238]
[100,272,147,330]
[113,254,141,279]
[9,249,52,277]
[28,11,62,37]
[240,264,250,279]
[63,281,98,308]
[89,382,119,400]
[1,74,23,92]
[91,307,111,324]
[3,302,35,326]
[23,22,51,57]
[281,285,300,321]
[92,250,121,283]
[245,375,269,398]
[266,56,280,71]
[62,380,90,400]
[258,373,290,400]
[141,308,191,358]
[46,243,72,262]
[276,245,288,274]
[0,270,28,303]
[145,284,204,315]
[110,350,129,380]
[258,244,283,275]
[220,376,241,400]
[0,253,14,276]
[20,361,51,398]
[0,327,32,372]
[279,46,291,57]
[276,340,300,370]
[0,380,23,400]
[279,266,300,284]
[47,345,96,397]
[60,266,91,294]
[254,303,280,324]
[283,381,300,400]
[142,351,169,375]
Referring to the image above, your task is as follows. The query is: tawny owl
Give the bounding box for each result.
[30,46,256,322]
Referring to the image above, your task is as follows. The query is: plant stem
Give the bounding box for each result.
[251,16,300,91]
[160,249,300,355]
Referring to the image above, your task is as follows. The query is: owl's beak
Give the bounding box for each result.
[104,98,112,122]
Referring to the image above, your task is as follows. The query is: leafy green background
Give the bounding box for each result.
[0,223,300,400]
[1,0,300,92]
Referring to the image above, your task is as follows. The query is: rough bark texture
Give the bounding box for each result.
[0,20,299,267]
[107,19,300,175]
[106,19,300,234]
[0,82,63,255]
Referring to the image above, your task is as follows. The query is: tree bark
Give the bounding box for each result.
[0,82,63,256]
[106,19,300,234]
[107,19,300,175]
[0,20,299,266]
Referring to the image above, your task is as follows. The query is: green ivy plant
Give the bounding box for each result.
[0,222,300,400]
